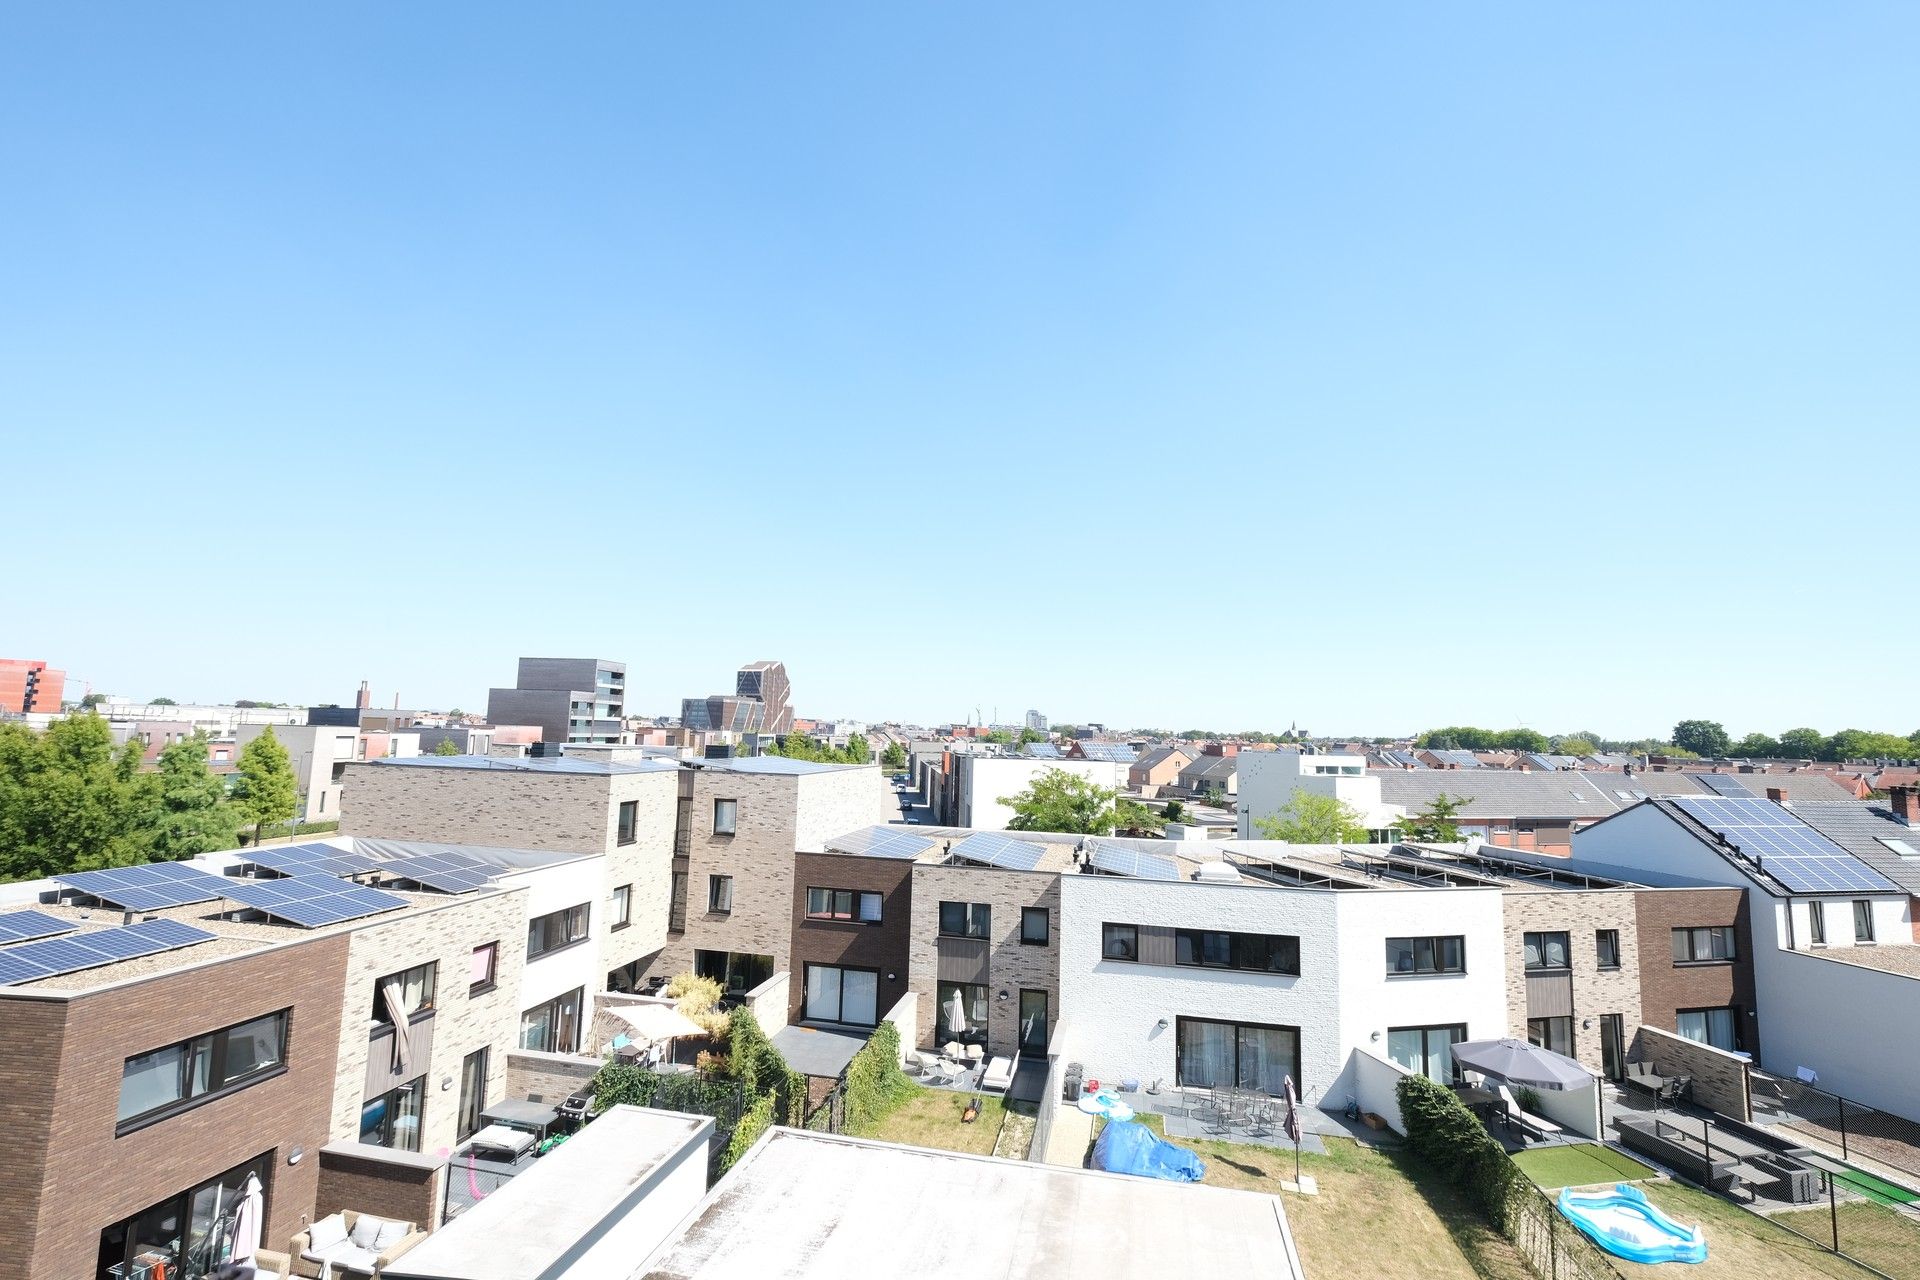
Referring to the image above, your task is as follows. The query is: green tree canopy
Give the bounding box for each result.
[1730,732,1781,758]
[1016,727,1046,748]
[1777,727,1825,758]
[233,726,298,845]
[999,768,1164,835]
[149,697,176,706]
[0,716,153,879]
[1253,790,1370,844]
[1825,729,1917,762]
[1671,720,1730,757]
[1400,792,1473,843]
[880,742,908,771]
[433,738,462,755]
[147,732,238,859]
[79,692,108,709]
[844,733,870,763]
[1550,735,1598,757]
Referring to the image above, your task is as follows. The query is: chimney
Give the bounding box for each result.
[1891,785,1920,827]
[356,680,371,710]
[1766,786,1789,807]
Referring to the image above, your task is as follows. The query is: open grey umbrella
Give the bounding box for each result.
[1450,1038,1593,1091]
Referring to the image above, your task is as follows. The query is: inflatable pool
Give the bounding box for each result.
[1558,1184,1706,1265]
[1075,1090,1136,1122]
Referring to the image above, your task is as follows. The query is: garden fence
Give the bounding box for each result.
[1502,1177,1627,1280]
[1750,1068,1920,1186]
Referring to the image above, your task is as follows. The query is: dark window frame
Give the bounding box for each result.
[610,883,633,931]
[938,900,991,940]
[527,902,591,959]
[361,1074,428,1151]
[1809,899,1827,945]
[1595,929,1621,970]
[1670,925,1737,964]
[1385,935,1466,976]
[1020,906,1051,946]
[617,799,638,846]
[117,1009,292,1135]
[519,986,585,1054]
[470,941,499,996]
[1854,899,1876,943]
[1526,1015,1573,1056]
[1676,1004,1741,1052]
[1522,931,1571,972]
[804,886,884,923]
[1387,1023,1469,1084]
[1102,922,1138,961]
[1173,1015,1302,1096]
[370,961,438,1029]
[802,962,883,1027]
[708,875,734,915]
[712,797,739,836]
[1173,928,1301,976]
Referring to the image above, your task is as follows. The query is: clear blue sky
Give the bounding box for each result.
[5,5,1916,739]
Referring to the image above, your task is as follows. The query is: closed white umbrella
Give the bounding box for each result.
[943,989,968,1038]
[230,1173,264,1263]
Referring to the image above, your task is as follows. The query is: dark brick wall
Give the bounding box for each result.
[0,933,350,1280]
[315,1148,442,1230]
[1633,887,1759,1054]
[787,852,914,1028]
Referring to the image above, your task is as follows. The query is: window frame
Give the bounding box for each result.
[1386,1023,1468,1084]
[370,961,438,1029]
[1385,935,1466,976]
[469,941,499,996]
[360,1074,427,1152]
[1670,925,1737,964]
[712,797,739,837]
[617,799,638,845]
[117,1009,292,1134]
[1526,1015,1573,1056]
[518,986,585,1054]
[1676,1005,1739,1052]
[1522,931,1571,972]
[1595,929,1621,970]
[527,902,591,959]
[805,886,885,924]
[1809,899,1827,945]
[1101,922,1138,961]
[803,962,883,1027]
[1020,906,1051,946]
[1174,1015,1302,1096]
[1854,899,1875,943]
[938,900,991,940]
[610,884,633,931]
[1173,927,1301,976]
[708,875,734,915]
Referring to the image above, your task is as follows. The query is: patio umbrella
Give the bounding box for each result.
[943,990,968,1038]
[609,1002,707,1043]
[1282,1076,1303,1184]
[229,1173,263,1263]
[1450,1038,1594,1091]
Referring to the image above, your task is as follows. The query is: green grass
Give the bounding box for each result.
[848,1085,1009,1157]
[1827,1164,1920,1207]
[1509,1143,1655,1189]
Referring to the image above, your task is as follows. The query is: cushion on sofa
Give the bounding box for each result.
[307,1214,349,1252]
[372,1219,411,1250]
[303,1242,379,1271]
[349,1215,390,1249]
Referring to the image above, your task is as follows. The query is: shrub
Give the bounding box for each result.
[726,1007,806,1124]
[722,1092,777,1173]
[1395,1073,1518,1226]
[664,972,723,1015]
[843,1021,915,1134]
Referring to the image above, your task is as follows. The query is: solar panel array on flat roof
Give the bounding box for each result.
[1671,796,1902,894]
[1085,843,1182,881]
[1694,774,1756,798]
[0,909,76,944]
[376,851,496,894]
[0,918,217,986]
[55,863,230,912]
[249,842,384,879]
[828,828,938,860]
[217,874,409,928]
[1074,743,1137,763]
[947,832,1045,872]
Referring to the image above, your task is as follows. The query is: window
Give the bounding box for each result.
[1854,900,1875,943]
[708,875,734,914]
[1671,926,1737,963]
[696,949,774,994]
[935,981,989,1041]
[713,798,738,836]
[527,903,590,958]
[1020,989,1050,1051]
[371,962,437,1028]
[1523,931,1570,970]
[617,800,638,845]
[469,942,498,996]
[1388,1024,1467,1083]
[519,987,584,1053]
[1102,922,1138,961]
[1809,901,1827,945]
[361,1075,426,1151]
[1385,935,1466,975]
[1676,1006,1738,1051]
[1527,1016,1573,1056]
[805,887,883,922]
[1595,929,1621,970]
[1174,929,1301,976]
[1021,906,1050,946]
[1175,1017,1301,1095]
[457,1047,490,1141]
[938,901,990,939]
[804,964,880,1026]
[118,1010,291,1129]
[98,1152,273,1280]
[610,884,632,930]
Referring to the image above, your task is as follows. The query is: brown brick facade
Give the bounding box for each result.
[1632,887,1759,1055]
[788,852,915,1027]
[314,1145,444,1230]
[908,865,1061,1059]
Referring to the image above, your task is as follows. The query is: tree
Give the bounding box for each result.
[1493,729,1548,753]
[448,707,466,718]
[80,692,108,709]
[844,733,871,764]
[0,716,153,878]
[233,727,298,845]
[433,738,462,756]
[1778,727,1825,759]
[1016,727,1046,748]
[1162,800,1187,823]
[881,742,908,771]
[1400,792,1472,843]
[1730,732,1781,759]
[1671,720,1730,758]
[149,697,177,706]
[999,768,1164,835]
[1551,735,1598,757]
[1253,791,1370,844]
[1825,729,1917,762]
[146,732,238,859]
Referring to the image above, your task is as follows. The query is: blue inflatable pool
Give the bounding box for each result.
[1558,1184,1706,1264]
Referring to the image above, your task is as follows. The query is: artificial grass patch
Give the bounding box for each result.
[1510,1143,1655,1189]
[1827,1165,1920,1207]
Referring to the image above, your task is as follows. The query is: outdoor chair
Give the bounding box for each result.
[1245,1099,1277,1139]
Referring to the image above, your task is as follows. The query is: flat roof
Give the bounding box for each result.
[635,1128,1304,1280]
[368,755,677,775]
[385,1107,711,1280]
[695,756,867,776]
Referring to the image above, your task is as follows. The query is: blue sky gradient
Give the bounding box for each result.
[4,5,1916,736]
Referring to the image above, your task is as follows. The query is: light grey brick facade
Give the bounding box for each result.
[909,864,1062,1059]
[1500,889,1644,1075]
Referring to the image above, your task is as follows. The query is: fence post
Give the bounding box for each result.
[1837,1096,1849,1161]
[1828,1168,1840,1254]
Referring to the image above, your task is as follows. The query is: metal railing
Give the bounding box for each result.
[1751,1069,1920,1185]
[1503,1178,1627,1280]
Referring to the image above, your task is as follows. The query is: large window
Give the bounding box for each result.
[457,1047,489,1142]
[938,901,991,939]
[713,798,738,836]
[118,1010,291,1130]
[695,949,773,994]
[1523,931,1570,971]
[617,800,638,845]
[1854,900,1875,943]
[1671,926,1737,963]
[1676,1006,1738,1051]
[610,884,632,930]
[97,1152,272,1280]
[1526,1016,1573,1057]
[528,903,590,958]
[1174,929,1300,976]
[370,962,437,1028]
[935,981,989,1044]
[1021,906,1050,946]
[804,964,880,1026]
[1385,935,1465,976]
[361,1075,426,1151]
[1101,923,1138,960]
[708,875,734,914]
[806,887,883,923]
[1595,929,1621,970]
[1020,989,1050,1051]
[519,988,584,1054]
[1175,1017,1300,1096]
[1388,1024,1467,1084]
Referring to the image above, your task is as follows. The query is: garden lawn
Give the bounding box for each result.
[850,1086,1009,1157]
[1605,1181,1882,1280]
[1510,1143,1654,1189]
[1772,1200,1920,1280]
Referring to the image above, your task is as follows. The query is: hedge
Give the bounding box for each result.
[727,1007,806,1124]
[721,1092,777,1173]
[1395,1072,1519,1227]
[844,1021,915,1134]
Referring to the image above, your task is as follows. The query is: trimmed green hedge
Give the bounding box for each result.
[727,1007,806,1124]
[722,1092,777,1172]
[1396,1072,1519,1227]
[844,1021,915,1133]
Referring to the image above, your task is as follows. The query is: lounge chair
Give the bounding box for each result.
[982,1057,1015,1092]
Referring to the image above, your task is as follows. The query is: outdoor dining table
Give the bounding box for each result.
[482,1098,561,1138]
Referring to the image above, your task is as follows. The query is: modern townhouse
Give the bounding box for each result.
[924,753,1127,830]
[1235,751,1399,840]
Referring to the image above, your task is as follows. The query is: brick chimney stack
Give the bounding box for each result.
[1890,785,1920,827]
[356,680,370,710]
[1766,786,1789,806]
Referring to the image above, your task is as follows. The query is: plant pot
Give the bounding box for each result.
[1362,1111,1387,1131]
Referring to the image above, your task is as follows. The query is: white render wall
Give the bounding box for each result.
[961,758,1126,831]
[1749,949,1920,1117]
[1235,751,1392,838]
[509,856,606,1013]
[1057,874,1506,1109]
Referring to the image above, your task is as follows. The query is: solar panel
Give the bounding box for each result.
[1085,842,1182,881]
[249,842,384,879]
[0,909,76,943]
[55,863,231,912]
[217,874,409,927]
[1695,774,1756,798]
[376,852,496,894]
[828,827,938,860]
[1670,796,1902,894]
[947,832,1045,872]
[0,918,218,986]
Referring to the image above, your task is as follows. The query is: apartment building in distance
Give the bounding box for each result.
[922,753,1126,831]
[1236,750,1398,840]
[680,659,794,738]
[0,659,63,714]
[486,657,626,746]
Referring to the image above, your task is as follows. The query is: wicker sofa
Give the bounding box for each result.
[287,1211,424,1278]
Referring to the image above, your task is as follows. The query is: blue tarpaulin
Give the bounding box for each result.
[1090,1119,1205,1182]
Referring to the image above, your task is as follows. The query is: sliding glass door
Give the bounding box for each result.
[803,965,879,1026]
[1175,1017,1301,1095]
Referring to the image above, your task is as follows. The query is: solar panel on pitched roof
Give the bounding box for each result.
[377,852,496,894]
[249,842,384,879]
[0,918,217,985]
[54,863,230,912]
[1670,796,1902,895]
[947,832,1045,872]
[0,909,76,944]
[217,874,409,927]
[1694,774,1756,798]
[1086,843,1181,881]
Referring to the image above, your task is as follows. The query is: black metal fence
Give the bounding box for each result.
[1751,1068,1920,1185]
[1502,1173,1627,1280]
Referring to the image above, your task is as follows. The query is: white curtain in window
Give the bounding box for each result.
[842,970,878,1025]
[858,893,882,923]
[1178,1022,1235,1090]
[1386,1028,1425,1076]
[1237,1026,1294,1095]
[806,967,842,1022]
